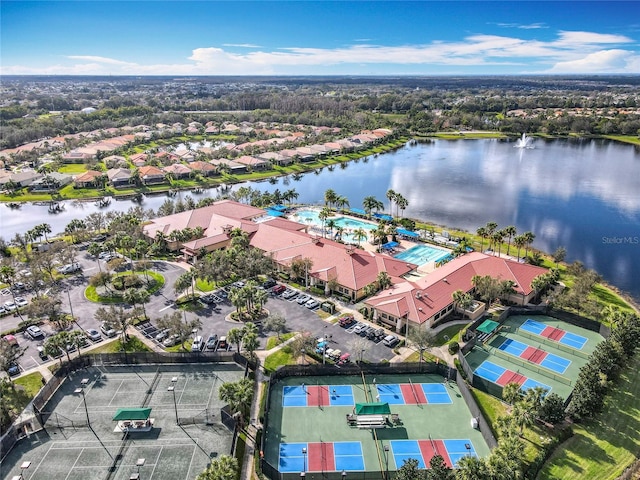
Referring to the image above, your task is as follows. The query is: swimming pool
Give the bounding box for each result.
[294,209,377,231]
[394,244,452,265]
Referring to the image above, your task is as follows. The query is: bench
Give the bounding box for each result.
[356,415,386,429]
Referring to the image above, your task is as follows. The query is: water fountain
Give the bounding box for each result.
[515,133,534,149]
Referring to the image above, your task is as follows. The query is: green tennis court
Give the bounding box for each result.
[264,373,491,478]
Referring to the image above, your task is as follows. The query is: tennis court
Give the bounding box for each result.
[496,338,571,374]
[2,363,245,480]
[264,372,491,477]
[390,438,478,469]
[465,314,604,400]
[520,318,588,350]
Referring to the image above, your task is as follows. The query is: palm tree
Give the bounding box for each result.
[522,231,536,259]
[476,227,487,253]
[39,223,52,243]
[196,455,238,480]
[502,382,521,405]
[503,225,517,256]
[376,271,392,290]
[352,227,367,246]
[456,455,488,480]
[324,189,338,209]
[335,195,350,211]
[492,229,505,257]
[512,234,525,262]
[362,196,383,217]
[485,222,498,250]
[227,327,244,353]
[396,194,408,217]
[386,189,396,216]
[218,377,253,426]
[318,207,332,238]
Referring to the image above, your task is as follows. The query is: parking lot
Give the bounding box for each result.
[2,247,402,377]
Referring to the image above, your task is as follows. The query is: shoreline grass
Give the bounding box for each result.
[539,353,640,480]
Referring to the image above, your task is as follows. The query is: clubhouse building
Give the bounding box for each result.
[143,200,547,332]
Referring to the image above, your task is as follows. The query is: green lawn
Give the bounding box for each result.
[58,164,91,174]
[89,337,150,353]
[433,323,468,346]
[539,353,640,480]
[14,372,44,397]
[85,270,164,303]
[265,332,295,350]
[263,348,297,373]
[195,278,217,292]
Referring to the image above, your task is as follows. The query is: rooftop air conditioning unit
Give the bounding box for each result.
[415,291,422,299]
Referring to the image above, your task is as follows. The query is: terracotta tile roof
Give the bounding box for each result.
[74,170,103,182]
[162,163,192,175]
[367,252,548,325]
[138,165,164,177]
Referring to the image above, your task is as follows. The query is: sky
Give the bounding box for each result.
[1,1,639,76]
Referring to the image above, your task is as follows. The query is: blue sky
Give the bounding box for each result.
[1,1,639,75]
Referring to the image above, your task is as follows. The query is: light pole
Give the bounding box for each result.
[302,447,307,473]
[341,470,347,479]
[465,443,471,458]
[360,349,365,363]
[168,377,178,424]
[74,378,90,426]
[323,325,327,365]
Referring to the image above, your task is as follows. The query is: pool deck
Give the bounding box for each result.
[290,207,448,273]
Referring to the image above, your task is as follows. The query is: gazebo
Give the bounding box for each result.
[475,319,500,343]
[347,402,394,429]
[112,408,154,432]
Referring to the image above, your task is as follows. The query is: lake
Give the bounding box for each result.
[2,138,639,301]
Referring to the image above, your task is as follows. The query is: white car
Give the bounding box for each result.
[14,297,28,307]
[59,263,81,274]
[163,334,180,347]
[100,322,117,338]
[4,301,17,311]
[26,325,44,339]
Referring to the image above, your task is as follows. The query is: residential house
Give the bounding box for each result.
[163,163,193,179]
[106,168,133,188]
[257,151,292,167]
[138,165,166,185]
[29,172,72,192]
[62,151,94,164]
[189,161,217,177]
[210,158,247,174]
[74,170,105,188]
[0,171,41,188]
[234,155,270,171]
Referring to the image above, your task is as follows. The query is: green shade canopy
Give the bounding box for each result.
[477,319,499,334]
[112,408,152,421]
[355,402,391,415]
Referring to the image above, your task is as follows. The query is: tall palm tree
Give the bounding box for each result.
[318,207,332,238]
[523,231,536,259]
[476,226,487,253]
[503,225,517,256]
[513,234,527,261]
[196,455,238,480]
[323,189,338,209]
[39,223,52,243]
[362,196,383,217]
[493,230,505,257]
[386,189,396,216]
[485,222,498,250]
[396,194,408,217]
[335,195,350,211]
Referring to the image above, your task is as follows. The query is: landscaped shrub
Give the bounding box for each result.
[524,425,573,479]
[448,340,460,355]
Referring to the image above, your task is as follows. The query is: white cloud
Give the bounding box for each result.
[2,30,638,75]
[547,49,640,73]
[66,55,136,66]
[222,43,262,48]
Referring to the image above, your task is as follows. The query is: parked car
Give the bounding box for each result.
[262,278,276,289]
[339,316,355,327]
[352,324,366,335]
[282,289,298,300]
[271,284,287,295]
[337,353,351,365]
[4,301,17,312]
[217,336,228,350]
[0,306,7,315]
[360,326,374,337]
[200,294,217,305]
[37,346,48,360]
[155,329,170,342]
[205,334,218,350]
[191,335,204,352]
[382,334,400,347]
[296,294,311,304]
[8,363,20,376]
[85,329,102,342]
[59,263,81,274]
[14,297,28,308]
[100,322,117,338]
[26,325,44,339]
[232,281,245,288]
[163,334,180,347]
[2,334,19,347]
[305,299,320,309]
